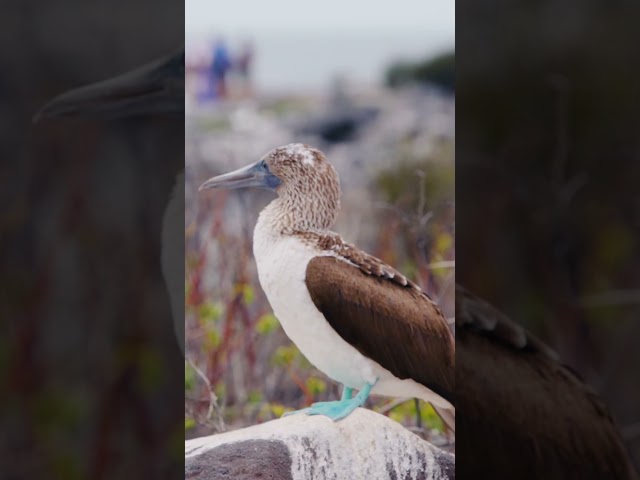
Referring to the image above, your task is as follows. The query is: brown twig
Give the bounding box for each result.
[187,356,226,432]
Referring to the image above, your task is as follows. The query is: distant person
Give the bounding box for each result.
[235,41,254,97]
[210,39,231,99]
[185,49,210,104]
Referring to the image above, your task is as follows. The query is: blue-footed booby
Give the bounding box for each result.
[200,143,455,421]
[35,49,187,355]
[35,49,184,119]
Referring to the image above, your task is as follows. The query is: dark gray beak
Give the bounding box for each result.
[199,160,282,192]
[34,49,184,121]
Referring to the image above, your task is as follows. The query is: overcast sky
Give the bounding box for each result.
[186,0,454,92]
[186,0,454,37]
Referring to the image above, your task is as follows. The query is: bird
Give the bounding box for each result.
[199,143,456,423]
[36,49,187,355]
[39,49,638,478]
[455,284,638,479]
[35,48,185,120]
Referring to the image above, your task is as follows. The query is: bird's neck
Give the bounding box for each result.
[256,195,338,235]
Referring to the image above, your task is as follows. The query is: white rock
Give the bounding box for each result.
[186,408,454,480]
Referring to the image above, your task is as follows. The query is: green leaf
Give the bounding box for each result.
[389,410,406,423]
[235,283,255,305]
[420,402,444,431]
[248,390,263,404]
[255,313,279,335]
[435,232,453,254]
[270,403,287,418]
[306,377,327,395]
[214,383,226,399]
[185,417,196,431]
[272,345,299,367]
[401,260,418,280]
[185,362,196,391]
[205,330,221,349]
[199,301,223,324]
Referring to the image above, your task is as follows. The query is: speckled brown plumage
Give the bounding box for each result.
[456,285,638,479]
[293,230,424,291]
[261,144,341,232]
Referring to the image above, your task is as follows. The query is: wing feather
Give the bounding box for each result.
[305,255,455,405]
[455,285,638,479]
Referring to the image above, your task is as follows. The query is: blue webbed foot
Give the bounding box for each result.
[305,398,361,420]
[282,382,375,421]
[282,407,312,417]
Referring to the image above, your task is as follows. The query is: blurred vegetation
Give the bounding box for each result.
[374,140,455,304]
[455,0,640,466]
[385,52,455,92]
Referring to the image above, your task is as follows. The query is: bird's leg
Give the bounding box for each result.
[341,386,353,401]
[284,380,377,421]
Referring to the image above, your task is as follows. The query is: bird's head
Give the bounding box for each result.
[35,49,184,120]
[200,143,341,230]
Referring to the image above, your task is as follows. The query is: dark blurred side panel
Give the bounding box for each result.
[0,1,184,478]
[457,0,640,478]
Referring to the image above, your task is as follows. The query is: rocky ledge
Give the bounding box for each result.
[185,408,454,480]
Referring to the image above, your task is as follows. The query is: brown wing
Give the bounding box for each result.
[456,285,638,479]
[305,255,455,405]
[455,284,558,359]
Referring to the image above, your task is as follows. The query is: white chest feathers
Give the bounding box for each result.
[253,225,377,389]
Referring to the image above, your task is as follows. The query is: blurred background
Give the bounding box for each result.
[184,0,455,446]
[1,1,183,478]
[456,0,640,471]
[2,0,637,477]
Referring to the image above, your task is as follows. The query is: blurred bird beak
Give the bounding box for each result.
[34,49,184,122]
[199,161,282,192]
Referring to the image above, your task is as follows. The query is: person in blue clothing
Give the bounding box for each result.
[210,39,231,99]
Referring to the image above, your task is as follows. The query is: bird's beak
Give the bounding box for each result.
[34,49,184,121]
[199,161,282,192]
